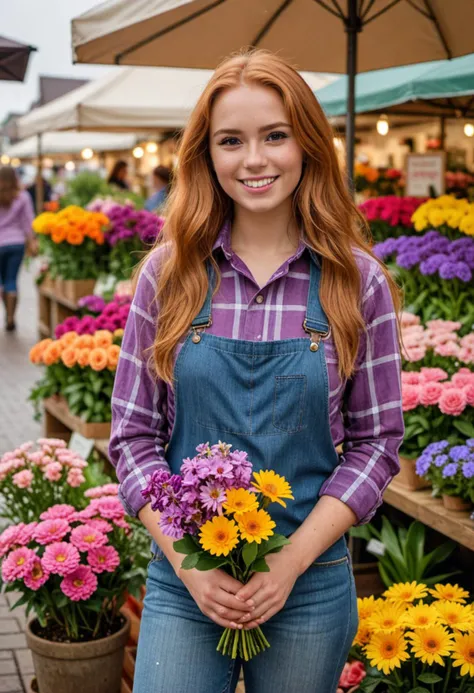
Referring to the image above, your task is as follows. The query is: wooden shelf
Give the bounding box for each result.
[43,396,111,459]
[384,481,474,551]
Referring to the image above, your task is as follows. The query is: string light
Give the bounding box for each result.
[376,115,389,136]
[81,148,94,160]
[0,154,10,165]
[464,123,474,137]
[11,158,21,167]
[65,161,76,171]
[145,142,158,153]
[133,146,144,159]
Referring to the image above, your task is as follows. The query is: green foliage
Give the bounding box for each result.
[60,172,110,208]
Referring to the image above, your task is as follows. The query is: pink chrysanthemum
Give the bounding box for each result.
[16,522,38,546]
[12,469,33,489]
[70,524,108,552]
[34,519,70,545]
[112,518,130,532]
[0,525,22,556]
[43,462,63,482]
[42,542,80,576]
[1,547,37,582]
[84,483,119,499]
[86,519,113,534]
[40,504,76,521]
[24,559,50,590]
[60,565,98,601]
[89,497,124,521]
[73,507,96,522]
[66,468,86,488]
[87,545,120,574]
[37,438,67,449]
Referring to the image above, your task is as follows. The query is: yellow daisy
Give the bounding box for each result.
[353,620,372,647]
[199,516,239,557]
[223,488,259,516]
[428,583,470,604]
[368,603,407,633]
[434,601,474,632]
[365,630,410,675]
[251,470,294,507]
[237,509,276,544]
[358,596,380,621]
[383,581,428,605]
[407,625,454,666]
[451,632,474,677]
[402,602,439,630]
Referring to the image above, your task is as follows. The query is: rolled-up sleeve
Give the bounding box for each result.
[109,253,170,517]
[319,261,404,524]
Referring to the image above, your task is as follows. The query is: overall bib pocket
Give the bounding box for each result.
[272,375,307,433]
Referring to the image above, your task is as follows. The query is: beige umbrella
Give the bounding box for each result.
[72,0,474,180]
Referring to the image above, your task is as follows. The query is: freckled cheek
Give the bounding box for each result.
[211,152,242,192]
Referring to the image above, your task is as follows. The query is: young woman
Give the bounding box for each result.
[107,160,129,190]
[110,49,404,693]
[0,167,34,331]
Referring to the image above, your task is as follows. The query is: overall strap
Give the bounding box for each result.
[303,251,330,347]
[191,261,214,329]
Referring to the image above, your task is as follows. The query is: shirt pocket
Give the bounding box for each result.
[272,375,307,433]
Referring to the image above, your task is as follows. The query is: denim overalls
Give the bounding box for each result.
[134,253,358,693]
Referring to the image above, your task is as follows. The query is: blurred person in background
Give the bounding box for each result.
[145,165,172,211]
[27,173,52,214]
[107,160,130,190]
[0,166,35,331]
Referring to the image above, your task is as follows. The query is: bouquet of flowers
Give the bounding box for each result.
[401,313,474,373]
[401,368,474,457]
[359,196,424,242]
[415,439,474,504]
[54,295,131,338]
[411,195,474,237]
[352,582,474,692]
[29,330,121,422]
[143,441,294,661]
[32,206,110,280]
[374,231,474,329]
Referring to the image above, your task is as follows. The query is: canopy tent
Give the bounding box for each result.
[0,35,36,82]
[5,131,137,159]
[316,53,474,119]
[17,64,332,139]
[70,0,474,183]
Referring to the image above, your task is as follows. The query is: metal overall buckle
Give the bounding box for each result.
[191,318,213,344]
[303,319,331,352]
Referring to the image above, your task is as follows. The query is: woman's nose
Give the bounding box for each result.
[243,143,267,169]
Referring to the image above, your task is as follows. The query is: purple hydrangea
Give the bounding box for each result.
[442,462,459,478]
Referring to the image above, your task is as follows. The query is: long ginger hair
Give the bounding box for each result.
[0,166,20,208]
[148,49,401,384]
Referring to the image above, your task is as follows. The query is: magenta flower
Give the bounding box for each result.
[2,547,37,582]
[60,565,98,601]
[199,483,226,512]
[34,519,70,545]
[87,545,120,574]
[70,525,108,552]
[40,504,76,521]
[42,542,80,576]
[24,559,50,590]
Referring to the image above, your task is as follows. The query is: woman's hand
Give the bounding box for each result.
[234,551,300,630]
[178,566,256,630]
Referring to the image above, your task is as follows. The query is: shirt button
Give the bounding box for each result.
[257,335,262,340]
[256,294,264,304]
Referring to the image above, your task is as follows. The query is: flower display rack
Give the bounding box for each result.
[37,277,96,338]
[43,396,111,455]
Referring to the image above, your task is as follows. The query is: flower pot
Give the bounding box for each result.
[26,614,130,693]
[442,495,472,512]
[396,455,430,491]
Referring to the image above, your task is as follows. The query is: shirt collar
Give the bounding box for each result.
[212,220,309,265]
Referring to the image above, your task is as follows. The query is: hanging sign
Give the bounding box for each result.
[405,153,446,197]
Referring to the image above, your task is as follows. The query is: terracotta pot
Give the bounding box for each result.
[442,495,472,512]
[396,455,430,491]
[26,614,130,693]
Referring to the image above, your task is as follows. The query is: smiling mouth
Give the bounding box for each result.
[240,176,279,189]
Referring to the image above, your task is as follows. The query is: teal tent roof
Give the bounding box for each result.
[316,54,474,119]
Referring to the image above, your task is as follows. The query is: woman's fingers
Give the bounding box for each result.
[215,587,254,613]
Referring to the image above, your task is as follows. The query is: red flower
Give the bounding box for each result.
[338,660,366,689]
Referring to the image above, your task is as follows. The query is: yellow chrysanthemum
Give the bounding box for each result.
[402,602,439,630]
[428,584,469,604]
[353,620,372,647]
[451,632,474,677]
[407,625,454,666]
[251,470,293,507]
[365,630,410,675]
[368,603,407,633]
[199,516,239,557]
[237,509,275,544]
[358,596,380,621]
[434,601,474,632]
[384,581,428,605]
[223,488,259,516]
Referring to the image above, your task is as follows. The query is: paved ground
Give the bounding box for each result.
[1,264,41,691]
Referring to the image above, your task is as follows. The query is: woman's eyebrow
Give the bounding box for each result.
[212,122,291,138]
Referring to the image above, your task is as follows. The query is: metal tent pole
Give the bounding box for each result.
[35,133,44,214]
[345,0,360,192]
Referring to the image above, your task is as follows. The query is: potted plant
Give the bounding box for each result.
[359,196,424,243]
[54,295,131,339]
[415,438,474,511]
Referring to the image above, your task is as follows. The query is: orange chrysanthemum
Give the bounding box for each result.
[107,345,120,370]
[77,348,92,368]
[74,335,95,350]
[29,338,52,364]
[89,347,108,371]
[60,332,78,347]
[61,347,79,368]
[66,229,84,246]
[42,342,63,366]
[94,330,113,349]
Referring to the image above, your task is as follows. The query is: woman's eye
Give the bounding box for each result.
[267,131,288,142]
[219,137,241,146]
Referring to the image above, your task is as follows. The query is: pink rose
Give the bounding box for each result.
[419,382,443,406]
[435,342,460,358]
[400,312,420,327]
[12,469,33,489]
[452,372,474,388]
[439,388,467,416]
[339,661,366,688]
[420,367,448,383]
[464,382,474,407]
[426,319,462,331]
[404,346,426,362]
[402,372,422,385]
[402,384,420,411]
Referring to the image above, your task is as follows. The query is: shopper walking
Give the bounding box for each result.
[110,49,404,693]
[0,166,34,331]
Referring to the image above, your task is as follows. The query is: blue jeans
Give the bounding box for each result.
[0,244,25,292]
[133,550,358,693]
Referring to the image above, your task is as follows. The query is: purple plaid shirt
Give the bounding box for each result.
[110,224,403,524]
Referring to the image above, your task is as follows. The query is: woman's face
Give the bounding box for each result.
[209,84,304,216]
[118,166,128,180]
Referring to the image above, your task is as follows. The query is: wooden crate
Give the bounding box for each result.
[55,278,96,304]
[44,396,111,440]
[37,282,79,338]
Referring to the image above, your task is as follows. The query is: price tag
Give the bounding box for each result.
[366,538,386,557]
[93,274,117,297]
[69,432,94,460]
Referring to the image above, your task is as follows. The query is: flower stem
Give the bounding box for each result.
[241,629,249,661]
[412,657,417,688]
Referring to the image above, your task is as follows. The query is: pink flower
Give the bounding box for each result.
[24,559,50,590]
[402,384,420,411]
[339,660,366,688]
[34,519,70,545]
[86,519,113,534]
[403,346,426,362]
[70,524,108,552]
[402,372,422,385]
[37,438,67,449]
[42,542,80,576]
[112,518,130,532]
[400,312,420,327]
[426,319,462,331]
[12,469,34,489]
[420,367,448,383]
[17,522,38,545]
[435,342,460,358]
[40,504,76,521]
[66,468,86,488]
[0,525,22,556]
[87,545,120,574]
[72,507,96,522]
[458,347,474,364]
[1,547,37,582]
[438,388,467,416]
[464,382,474,407]
[43,462,63,482]
[84,483,119,499]
[419,382,443,406]
[90,497,124,521]
[60,565,97,601]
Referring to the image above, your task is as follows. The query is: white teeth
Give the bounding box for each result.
[242,177,276,188]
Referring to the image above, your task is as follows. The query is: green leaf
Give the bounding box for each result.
[83,392,95,409]
[349,525,374,541]
[453,420,474,437]
[11,593,30,609]
[173,536,201,555]
[194,555,228,571]
[242,542,258,568]
[423,570,462,585]
[408,688,430,693]
[418,673,443,684]
[257,534,291,557]
[358,676,386,693]
[252,557,270,572]
[181,553,200,570]
[404,522,425,581]
[421,541,456,575]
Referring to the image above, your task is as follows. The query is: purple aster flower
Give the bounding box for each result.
[434,454,449,467]
[209,458,234,481]
[199,483,226,512]
[415,455,431,477]
[419,254,448,275]
[449,446,470,462]
[159,508,185,539]
[424,441,449,455]
[397,251,421,269]
[196,443,212,457]
[453,262,472,283]
[467,439,474,449]
[439,262,458,280]
[462,461,474,479]
[442,462,459,478]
